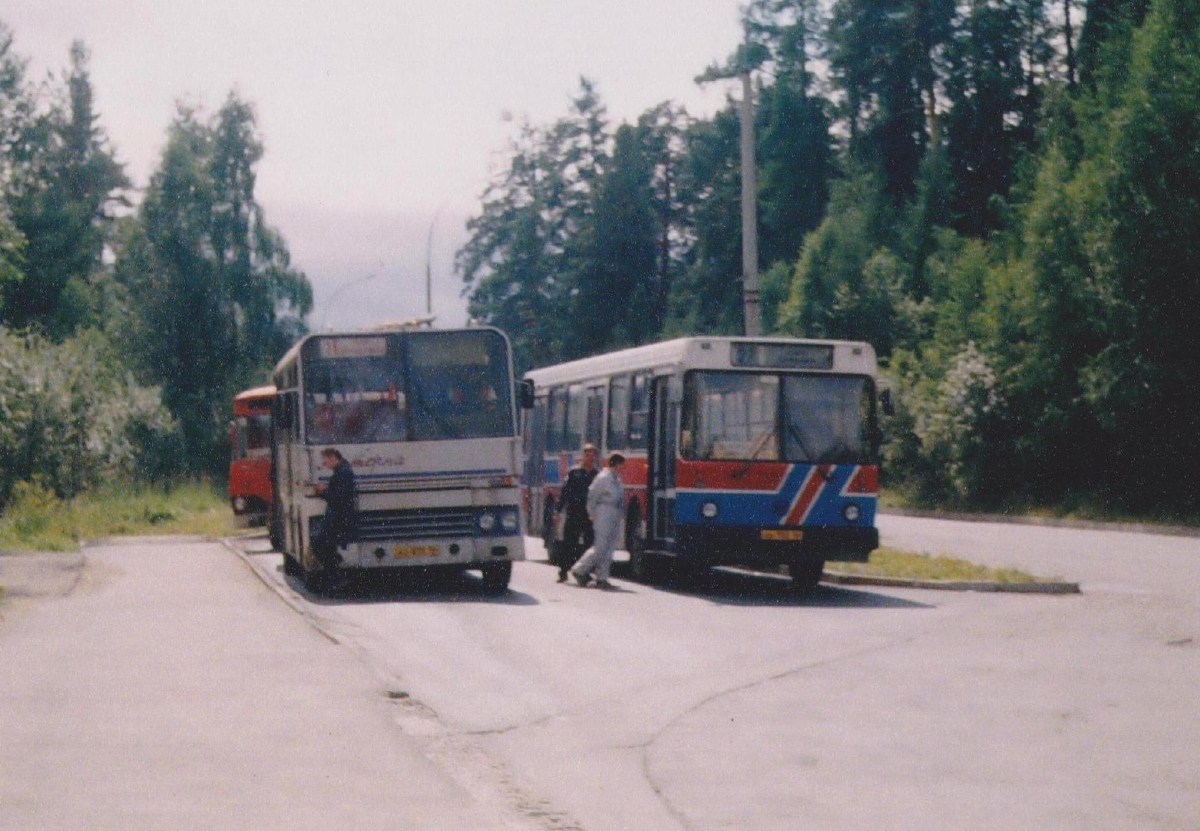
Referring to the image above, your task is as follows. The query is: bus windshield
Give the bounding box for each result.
[302,329,514,444]
[234,414,272,458]
[682,372,875,463]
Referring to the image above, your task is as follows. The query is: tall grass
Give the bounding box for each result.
[0,479,238,552]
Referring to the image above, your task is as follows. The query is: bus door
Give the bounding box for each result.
[524,397,547,533]
[270,393,290,549]
[647,375,678,545]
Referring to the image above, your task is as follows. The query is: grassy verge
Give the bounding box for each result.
[830,546,1055,584]
[0,480,240,553]
[880,488,1200,529]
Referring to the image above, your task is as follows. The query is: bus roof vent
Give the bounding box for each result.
[372,315,437,330]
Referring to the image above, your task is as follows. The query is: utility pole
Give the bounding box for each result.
[739,69,760,337]
[697,42,764,337]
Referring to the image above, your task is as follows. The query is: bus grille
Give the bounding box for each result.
[356,507,476,541]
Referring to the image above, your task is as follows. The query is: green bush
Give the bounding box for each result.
[0,327,179,509]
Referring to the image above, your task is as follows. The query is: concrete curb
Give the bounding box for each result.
[82,534,216,547]
[218,535,341,643]
[822,569,1081,594]
[880,507,1200,538]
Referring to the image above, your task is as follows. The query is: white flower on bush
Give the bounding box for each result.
[916,341,1005,499]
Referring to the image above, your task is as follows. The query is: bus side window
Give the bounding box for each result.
[547,387,568,452]
[566,384,585,450]
[607,375,630,450]
[585,386,604,449]
[629,373,650,450]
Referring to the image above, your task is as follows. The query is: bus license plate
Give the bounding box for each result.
[393,544,439,560]
[761,529,803,541]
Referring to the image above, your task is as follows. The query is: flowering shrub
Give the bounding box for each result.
[885,342,1010,504]
[0,327,179,508]
[916,342,1007,499]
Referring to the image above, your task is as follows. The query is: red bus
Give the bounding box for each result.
[523,337,884,590]
[229,385,275,526]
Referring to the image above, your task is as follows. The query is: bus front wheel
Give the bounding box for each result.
[789,558,825,592]
[480,561,512,594]
[625,505,656,583]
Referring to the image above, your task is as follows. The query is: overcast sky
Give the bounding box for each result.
[4,1,744,330]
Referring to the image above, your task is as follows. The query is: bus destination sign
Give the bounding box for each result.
[731,342,835,370]
[318,336,388,359]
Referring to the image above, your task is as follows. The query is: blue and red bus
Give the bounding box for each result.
[523,337,884,589]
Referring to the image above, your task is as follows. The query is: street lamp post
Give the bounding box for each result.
[425,206,445,318]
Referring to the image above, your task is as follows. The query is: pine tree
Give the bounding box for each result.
[4,42,129,336]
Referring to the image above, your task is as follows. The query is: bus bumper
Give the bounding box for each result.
[673,524,879,567]
[341,535,525,568]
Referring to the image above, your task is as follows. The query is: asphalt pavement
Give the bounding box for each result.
[0,538,529,831]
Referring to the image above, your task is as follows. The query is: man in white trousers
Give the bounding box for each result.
[571,452,626,590]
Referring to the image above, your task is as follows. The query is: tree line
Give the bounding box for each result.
[2,2,1195,517]
[0,23,310,506]
[459,0,1199,515]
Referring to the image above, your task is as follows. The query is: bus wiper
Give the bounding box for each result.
[786,423,834,480]
[733,430,774,478]
[817,440,856,464]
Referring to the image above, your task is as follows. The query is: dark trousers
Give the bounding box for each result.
[557,511,594,576]
[313,522,351,571]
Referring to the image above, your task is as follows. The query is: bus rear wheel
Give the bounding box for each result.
[480,561,512,594]
[789,558,825,593]
[282,552,302,577]
[268,503,284,552]
[302,564,325,594]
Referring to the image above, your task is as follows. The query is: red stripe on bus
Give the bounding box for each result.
[844,465,879,494]
[675,460,789,491]
[784,465,832,525]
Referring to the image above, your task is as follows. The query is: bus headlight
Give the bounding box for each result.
[500,510,519,532]
[701,501,719,519]
[233,496,246,513]
[478,512,496,531]
[843,504,861,522]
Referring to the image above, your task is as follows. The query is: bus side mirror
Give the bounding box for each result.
[518,379,535,409]
[879,388,895,417]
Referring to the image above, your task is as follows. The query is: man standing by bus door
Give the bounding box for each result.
[572,452,626,590]
[554,444,599,582]
[313,448,357,593]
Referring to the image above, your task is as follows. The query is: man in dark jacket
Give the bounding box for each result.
[553,443,599,582]
[313,448,357,587]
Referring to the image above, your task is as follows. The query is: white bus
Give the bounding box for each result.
[270,324,529,593]
[524,337,885,589]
